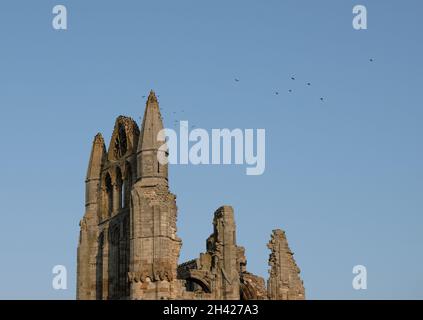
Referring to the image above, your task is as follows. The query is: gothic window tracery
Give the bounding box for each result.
[114,125,127,159]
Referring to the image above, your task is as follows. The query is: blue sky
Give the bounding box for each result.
[0,0,422,299]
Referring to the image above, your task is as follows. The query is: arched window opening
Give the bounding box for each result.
[105,174,113,218]
[114,124,127,159]
[184,278,211,293]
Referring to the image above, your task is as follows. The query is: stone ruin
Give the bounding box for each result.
[77,91,305,300]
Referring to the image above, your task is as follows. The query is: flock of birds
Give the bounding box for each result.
[234,57,375,102]
[140,58,375,128]
[235,74,326,101]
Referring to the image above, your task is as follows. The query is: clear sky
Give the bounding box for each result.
[0,0,422,299]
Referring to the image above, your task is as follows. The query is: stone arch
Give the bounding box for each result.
[184,275,211,293]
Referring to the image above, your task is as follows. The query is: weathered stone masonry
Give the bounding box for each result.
[77,90,305,300]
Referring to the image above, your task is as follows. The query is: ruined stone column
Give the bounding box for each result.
[267,229,305,300]
[209,206,240,300]
[77,133,105,300]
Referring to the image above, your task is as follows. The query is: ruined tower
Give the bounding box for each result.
[128,91,182,299]
[77,91,305,300]
[267,230,305,300]
[77,133,106,299]
[78,112,139,299]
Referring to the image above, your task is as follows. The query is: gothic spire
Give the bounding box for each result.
[136,90,168,184]
[138,90,164,151]
[86,133,106,181]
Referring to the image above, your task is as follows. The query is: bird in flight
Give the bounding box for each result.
[369,58,374,62]
[307,82,311,86]
[320,97,324,102]
[291,76,295,80]
[234,78,240,82]
[275,91,279,95]
[288,89,292,93]
[142,95,146,98]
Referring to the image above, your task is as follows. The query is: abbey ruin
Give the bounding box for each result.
[76,91,305,300]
